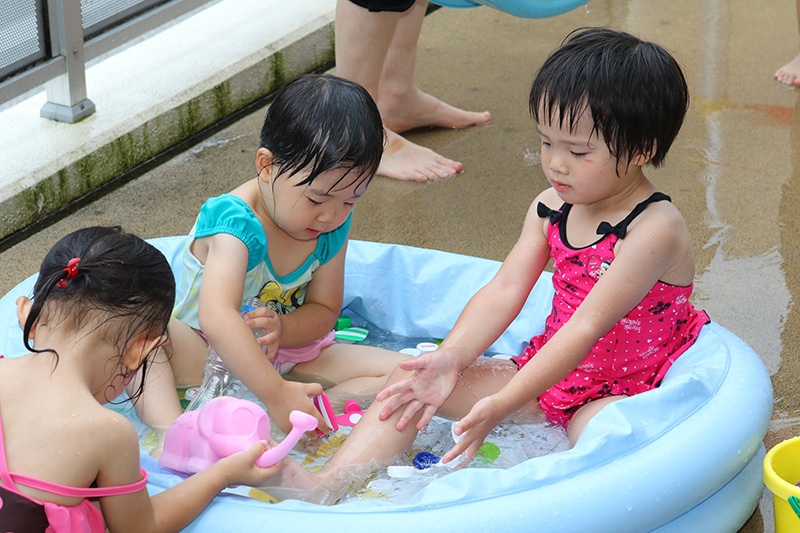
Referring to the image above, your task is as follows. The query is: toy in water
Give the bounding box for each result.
[334,315,368,341]
[413,451,441,470]
[184,298,265,412]
[477,442,501,464]
[399,340,440,357]
[335,326,369,342]
[335,316,352,331]
[159,397,317,474]
[335,400,365,427]
[416,341,438,353]
[313,393,365,433]
[429,0,588,19]
[312,393,339,436]
[387,452,453,478]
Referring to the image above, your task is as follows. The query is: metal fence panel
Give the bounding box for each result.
[0,0,48,82]
[81,0,167,40]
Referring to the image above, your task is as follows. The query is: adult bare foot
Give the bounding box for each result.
[380,88,491,133]
[775,52,800,86]
[378,129,463,182]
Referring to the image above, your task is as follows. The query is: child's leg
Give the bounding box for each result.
[775,0,800,85]
[565,395,625,446]
[265,356,539,503]
[127,317,208,445]
[334,0,463,181]
[377,0,491,133]
[284,344,408,405]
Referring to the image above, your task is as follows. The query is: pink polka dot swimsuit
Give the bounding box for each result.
[510,193,710,428]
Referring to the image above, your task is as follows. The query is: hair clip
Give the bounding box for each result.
[56,257,81,289]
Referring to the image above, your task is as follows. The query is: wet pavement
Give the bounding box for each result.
[1,1,798,530]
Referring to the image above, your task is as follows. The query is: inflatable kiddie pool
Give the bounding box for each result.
[0,238,772,533]
[430,0,588,19]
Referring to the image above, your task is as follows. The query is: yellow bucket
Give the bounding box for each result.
[764,436,800,533]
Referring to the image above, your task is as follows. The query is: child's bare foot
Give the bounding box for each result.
[380,88,491,133]
[259,455,336,504]
[775,52,800,86]
[378,129,463,182]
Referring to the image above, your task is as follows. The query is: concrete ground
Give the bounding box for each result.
[1,1,798,531]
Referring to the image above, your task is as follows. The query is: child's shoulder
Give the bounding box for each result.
[631,194,687,232]
[535,187,562,209]
[622,193,692,257]
[82,405,141,456]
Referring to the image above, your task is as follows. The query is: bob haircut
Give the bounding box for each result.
[259,73,384,191]
[530,27,689,170]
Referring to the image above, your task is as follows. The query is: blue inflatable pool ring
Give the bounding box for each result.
[430,0,588,19]
[0,238,772,533]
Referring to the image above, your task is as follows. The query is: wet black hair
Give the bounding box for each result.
[259,73,384,190]
[23,226,175,403]
[530,27,690,170]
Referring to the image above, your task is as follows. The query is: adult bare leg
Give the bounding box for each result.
[377,0,491,133]
[775,0,800,85]
[335,0,466,181]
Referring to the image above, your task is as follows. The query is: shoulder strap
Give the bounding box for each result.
[0,398,148,498]
[0,403,16,487]
[596,192,671,239]
[9,468,148,498]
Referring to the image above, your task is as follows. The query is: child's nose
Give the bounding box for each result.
[317,206,338,223]
[548,153,568,174]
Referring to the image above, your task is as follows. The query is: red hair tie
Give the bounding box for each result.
[56,258,81,289]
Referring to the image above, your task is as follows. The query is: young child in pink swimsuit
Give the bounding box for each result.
[0,226,280,531]
[256,27,710,504]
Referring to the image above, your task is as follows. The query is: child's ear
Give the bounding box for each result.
[255,148,276,182]
[122,333,168,371]
[15,296,35,337]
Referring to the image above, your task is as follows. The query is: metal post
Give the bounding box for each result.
[40,0,95,123]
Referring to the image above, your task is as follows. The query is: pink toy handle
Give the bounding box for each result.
[312,393,339,435]
[255,410,317,467]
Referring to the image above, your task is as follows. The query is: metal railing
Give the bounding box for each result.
[0,0,216,123]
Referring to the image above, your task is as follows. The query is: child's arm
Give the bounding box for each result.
[99,421,279,533]
[198,233,325,434]
[445,200,692,463]
[377,197,553,430]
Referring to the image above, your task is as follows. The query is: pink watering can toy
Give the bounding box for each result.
[159,396,318,474]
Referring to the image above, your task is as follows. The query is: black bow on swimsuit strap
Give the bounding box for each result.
[537,202,562,224]
[596,192,672,239]
[596,220,627,239]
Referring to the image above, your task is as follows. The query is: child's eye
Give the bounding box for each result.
[307,197,323,206]
[344,202,356,208]
[540,140,551,147]
[571,151,587,158]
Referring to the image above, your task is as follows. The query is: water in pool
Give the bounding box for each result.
[118,313,570,503]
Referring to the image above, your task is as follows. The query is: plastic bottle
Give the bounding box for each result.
[185,297,266,411]
[239,296,268,353]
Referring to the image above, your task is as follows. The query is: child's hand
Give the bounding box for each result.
[219,439,283,487]
[270,380,327,435]
[243,307,283,360]
[442,395,505,468]
[375,351,461,431]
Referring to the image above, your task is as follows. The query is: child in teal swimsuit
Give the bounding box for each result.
[132,74,409,437]
[1,226,279,531]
